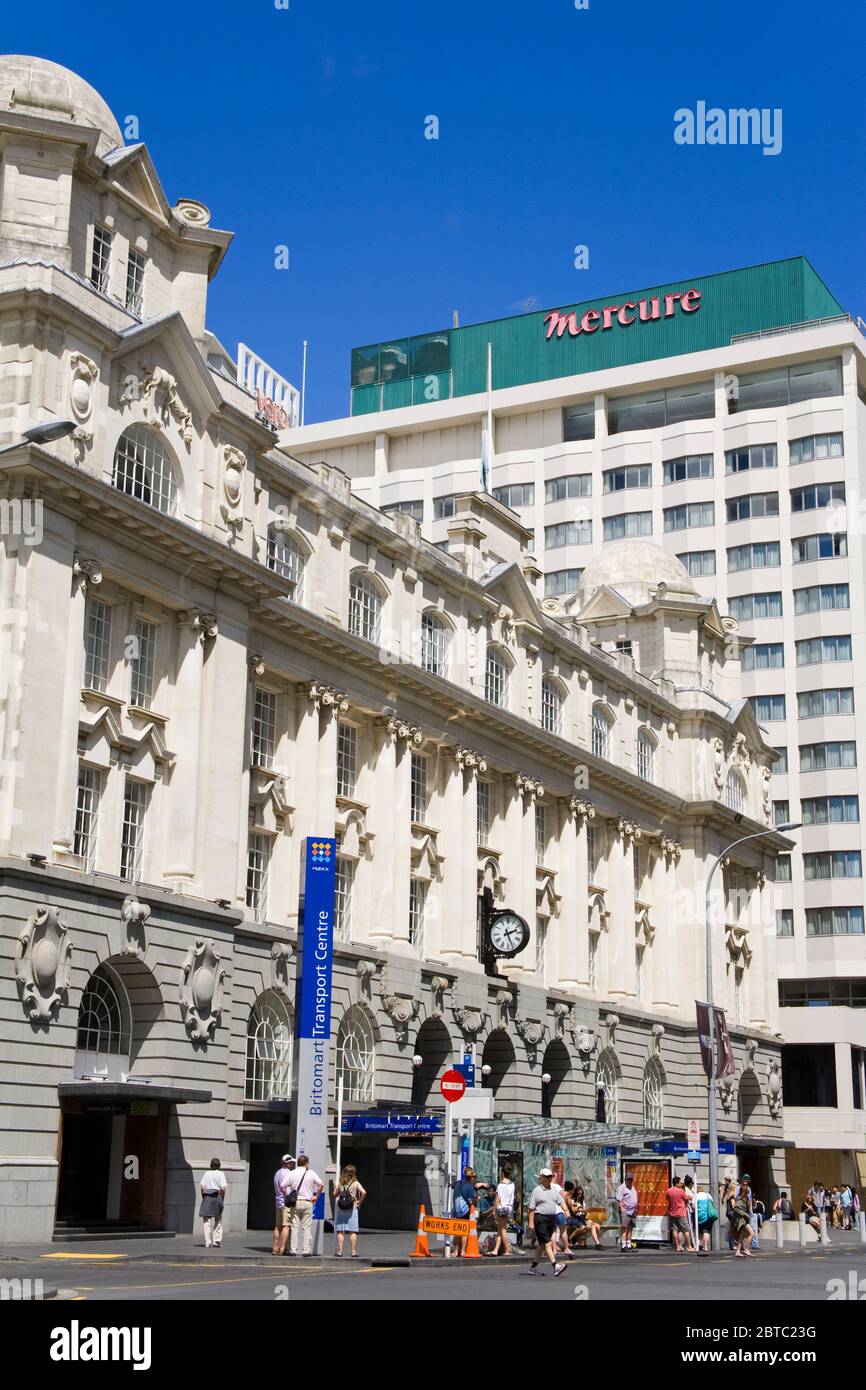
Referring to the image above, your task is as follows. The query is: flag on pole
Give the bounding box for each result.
[480,341,493,492]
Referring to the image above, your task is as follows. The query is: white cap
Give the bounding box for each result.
[539,1168,555,1177]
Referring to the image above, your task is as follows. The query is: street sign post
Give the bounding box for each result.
[440,1070,467,1103]
[687,1119,701,1150]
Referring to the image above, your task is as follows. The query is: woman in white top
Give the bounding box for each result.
[199,1157,227,1249]
[488,1164,516,1257]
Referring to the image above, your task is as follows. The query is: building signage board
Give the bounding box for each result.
[291,837,336,1253]
[341,1114,443,1134]
[544,289,701,340]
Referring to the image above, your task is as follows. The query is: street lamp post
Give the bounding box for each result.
[0,418,76,459]
[705,821,801,1251]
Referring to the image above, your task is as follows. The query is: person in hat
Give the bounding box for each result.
[527,1168,569,1276]
[272,1154,296,1256]
[615,1172,639,1250]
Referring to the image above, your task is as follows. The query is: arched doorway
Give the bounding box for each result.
[411,1018,453,1107]
[481,1030,518,1110]
[541,1040,571,1119]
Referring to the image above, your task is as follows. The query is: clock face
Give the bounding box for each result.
[489,911,529,957]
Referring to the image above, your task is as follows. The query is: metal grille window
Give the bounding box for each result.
[793,583,849,614]
[791,481,846,512]
[545,520,592,548]
[725,770,745,812]
[73,764,102,870]
[120,779,147,882]
[541,677,563,735]
[334,857,354,941]
[742,642,785,672]
[545,568,584,596]
[477,782,491,845]
[77,966,129,1057]
[545,474,592,502]
[602,464,652,492]
[789,432,843,464]
[728,541,781,572]
[798,687,854,718]
[776,910,795,938]
[130,619,156,708]
[535,804,546,865]
[335,1005,375,1101]
[251,687,277,768]
[349,571,382,642]
[637,729,655,782]
[724,443,777,473]
[726,491,779,522]
[421,611,448,675]
[663,501,714,532]
[125,249,145,315]
[112,423,178,515]
[336,722,357,798]
[409,878,427,952]
[643,1062,664,1128]
[663,454,713,483]
[802,795,860,825]
[245,831,271,923]
[245,992,292,1101]
[89,225,112,293]
[592,704,612,759]
[799,741,857,772]
[729,592,783,621]
[410,752,428,823]
[806,907,865,937]
[603,511,652,541]
[485,647,509,707]
[492,482,534,508]
[795,635,852,666]
[267,527,306,602]
[804,851,862,881]
[792,532,847,563]
[677,550,716,578]
[84,597,112,692]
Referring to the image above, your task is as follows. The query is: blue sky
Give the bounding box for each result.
[6,0,865,421]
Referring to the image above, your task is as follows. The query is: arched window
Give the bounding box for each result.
[596,1052,618,1124]
[75,964,131,1081]
[349,571,383,643]
[267,526,307,603]
[245,991,292,1101]
[485,646,510,708]
[421,610,449,676]
[112,424,178,516]
[336,1005,375,1102]
[541,676,564,735]
[637,728,656,782]
[643,1059,665,1129]
[592,703,613,760]
[725,768,745,813]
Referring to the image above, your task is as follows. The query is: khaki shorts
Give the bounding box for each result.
[275,1207,291,1229]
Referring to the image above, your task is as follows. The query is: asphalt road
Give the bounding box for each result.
[4,1245,864,1301]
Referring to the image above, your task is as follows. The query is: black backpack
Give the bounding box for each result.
[337,1185,355,1211]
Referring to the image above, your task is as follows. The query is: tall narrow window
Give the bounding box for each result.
[725,770,745,813]
[637,729,655,782]
[130,619,156,709]
[535,803,546,865]
[643,1060,664,1128]
[246,830,270,923]
[588,930,599,991]
[251,688,277,769]
[120,778,147,882]
[245,992,292,1101]
[409,878,427,952]
[536,917,548,978]
[84,597,112,692]
[592,704,612,760]
[541,677,563,735]
[349,571,382,642]
[477,782,491,845]
[89,225,112,293]
[410,752,427,823]
[336,722,357,798]
[635,944,646,1001]
[74,764,102,870]
[485,647,509,707]
[335,857,354,941]
[587,824,598,880]
[335,1005,375,1101]
[421,611,448,676]
[125,249,145,315]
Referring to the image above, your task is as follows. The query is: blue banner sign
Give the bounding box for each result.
[651,1141,736,1156]
[341,1115,443,1134]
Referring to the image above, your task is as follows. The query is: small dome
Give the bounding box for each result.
[577,540,697,606]
[0,55,123,156]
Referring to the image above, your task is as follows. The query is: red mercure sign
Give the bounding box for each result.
[255,388,290,431]
[544,288,702,340]
[440,1069,467,1103]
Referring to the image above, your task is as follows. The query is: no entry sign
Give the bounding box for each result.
[440,1069,466,1103]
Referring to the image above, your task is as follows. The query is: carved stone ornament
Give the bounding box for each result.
[617,818,642,843]
[179,938,225,1041]
[382,717,423,746]
[220,444,246,541]
[121,895,150,959]
[271,941,294,999]
[729,731,751,769]
[248,653,266,678]
[711,737,725,793]
[553,1001,574,1039]
[454,1005,485,1038]
[177,608,218,641]
[650,1022,665,1057]
[355,959,377,1000]
[725,925,753,966]
[514,1016,545,1049]
[16,907,73,1021]
[745,1037,758,1067]
[429,975,451,1019]
[761,765,772,820]
[660,836,682,863]
[453,746,487,775]
[718,1075,736,1114]
[138,362,193,446]
[72,556,102,593]
[494,988,514,1028]
[576,1027,597,1062]
[69,351,99,422]
[382,993,417,1038]
[601,1013,620,1049]
[767,1059,782,1118]
[515,773,544,800]
[569,796,595,821]
[307,681,349,714]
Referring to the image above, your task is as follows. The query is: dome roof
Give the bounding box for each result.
[576,540,697,606]
[0,55,122,156]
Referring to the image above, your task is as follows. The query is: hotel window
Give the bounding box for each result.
[751,693,786,722]
[801,795,859,825]
[637,728,656,782]
[798,687,854,718]
[729,592,782,621]
[563,401,595,441]
[410,752,428,823]
[789,432,843,464]
[795,635,852,666]
[421,610,448,676]
[73,764,102,870]
[773,747,788,774]
[791,481,846,512]
[335,1005,374,1100]
[773,800,790,826]
[545,520,592,548]
[608,379,714,434]
[125,248,145,315]
[535,804,546,866]
[602,464,651,493]
[251,687,277,768]
[804,851,862,880]
[806,907,865,937]
[728,541,781,572]
[799,741,857,772]
[267,527,307,602]
[603,511,652,542]
[492,482,534,509]
[409,878,427,953]
[541,676,563,735]
[246,831,271,924]
[129,619,156,709]
[776,910,795,938]
[663,454,713,484]
[545,474,592,503]
[588,930,599,990]
[677,550,716,578]
[477,781,491,846]
[774,854,792,883]
[724,443,777,474]
[729,357,842,413]
[84,597,112,692]
[485,647,509,708]
[120,778,148,882]
[381,499,423,523]
[725,770,745,813]
[742,642,784,672]
[536,917,548,978]
[663,501,714,532]
[433,494,457,520]
[113,423,178,516]
[89,225,112,293]
[334,858,354,941]
[348,571,383,642]
[545,568,584,596]
[336,721,357,798]
[792,532,847,564]
[794,583,849,614]
[726,491,778,522]
[592,703,613,760]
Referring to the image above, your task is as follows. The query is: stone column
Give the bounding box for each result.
[501,772,543,984]
[747,867,771,1029]
[369,718,419,949]
[651,838,682,1008]
[555,797,593,990]
[439,746,484,964]
[606,817,638,999]
[52,557,100,855]
[164,608,216,888]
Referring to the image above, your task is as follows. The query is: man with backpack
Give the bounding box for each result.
[452,1167,480,1257]
[272,1153,296,1256]
[284,1153,324,1257]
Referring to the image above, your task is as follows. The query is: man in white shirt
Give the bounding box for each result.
[285,1153,324,1256]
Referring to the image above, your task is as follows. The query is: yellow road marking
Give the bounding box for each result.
[87,1269,392,1292]
[42,1252,128,1260]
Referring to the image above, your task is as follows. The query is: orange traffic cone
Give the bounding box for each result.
[410,1203,432,1257]
[463,1204,481,1258]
